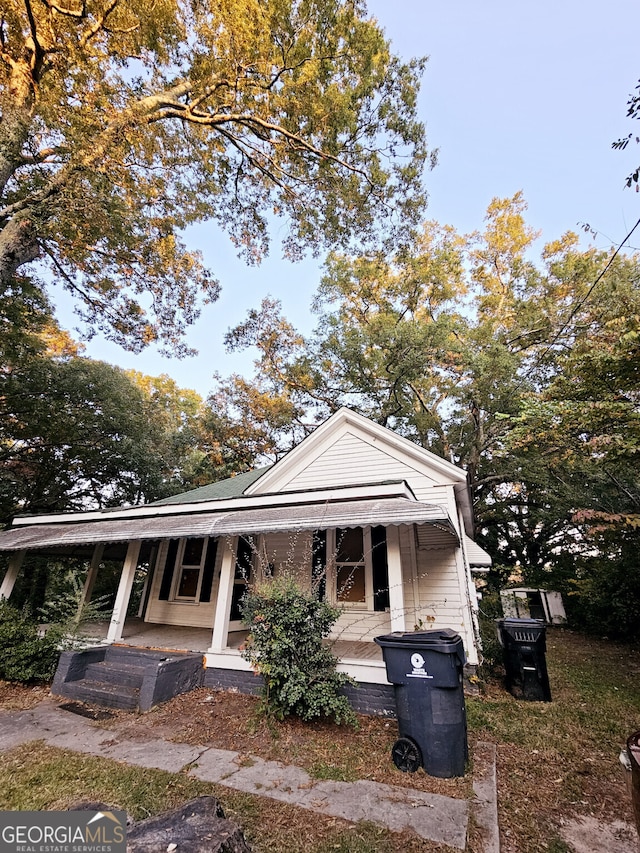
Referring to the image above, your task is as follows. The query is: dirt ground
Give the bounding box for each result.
[1,627,639,853]
[0,680,50,709]
[102,686,471,800]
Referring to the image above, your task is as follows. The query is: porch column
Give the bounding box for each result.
[0,550,26,600]
[386,526,406,632]
[77,543,104,614]
[209,537,237,653]
[106,540,141,644]
[457,507,482,665]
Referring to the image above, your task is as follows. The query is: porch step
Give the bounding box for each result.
[84,660,146,689]
[105,646,170,667]
[52,645,205,713]
[63,678,140,711]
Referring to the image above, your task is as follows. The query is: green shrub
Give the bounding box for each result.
[39,571,112,649]
[240,575,357,726]
[0,601,61,683]
[567,550,640,642]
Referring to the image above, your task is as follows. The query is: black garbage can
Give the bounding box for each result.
[497,617,551,702]
[374,629,468,778]
[626,731,640,838]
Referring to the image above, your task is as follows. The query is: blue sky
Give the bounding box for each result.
[55,0,639,397]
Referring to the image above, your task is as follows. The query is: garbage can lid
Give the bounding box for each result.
[374,628,463,649]
[497,617,546,646]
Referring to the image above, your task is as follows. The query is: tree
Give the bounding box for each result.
[1,0,428,354]
[217,195,640,636]
[505,255,640,636]
[216,222,470,455]
[210,296,322,461]
[0,355,166,520]
[126,370,216,493]
[612,77,640,188]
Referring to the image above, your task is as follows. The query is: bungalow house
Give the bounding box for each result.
[0,408,491,713]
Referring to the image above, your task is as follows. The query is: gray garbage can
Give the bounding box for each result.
[374,629,468,778]
[497,617,551,702]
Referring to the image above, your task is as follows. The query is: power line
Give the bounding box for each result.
[522,215,640,381]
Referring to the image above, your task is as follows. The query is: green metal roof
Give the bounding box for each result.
[150,466,272,506]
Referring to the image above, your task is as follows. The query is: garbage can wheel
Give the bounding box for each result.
[391,737,422,773]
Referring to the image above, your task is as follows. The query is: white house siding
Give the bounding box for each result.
[145,538,220,629]
[412,548,477,663]
[276,432,455,501]
[330,610,392,642]
[259,530,313,587]
[397,525,419,621]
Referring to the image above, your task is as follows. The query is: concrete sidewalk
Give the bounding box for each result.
[0,699,499,851]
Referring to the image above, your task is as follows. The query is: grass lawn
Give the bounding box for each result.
[0,627,638,852]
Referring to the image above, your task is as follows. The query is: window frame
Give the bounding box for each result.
[171,536,209,603]
[327,526,374,610]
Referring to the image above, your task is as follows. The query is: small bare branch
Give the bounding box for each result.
[79,0,118,47]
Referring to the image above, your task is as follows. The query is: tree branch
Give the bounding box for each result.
[41,0,86,19]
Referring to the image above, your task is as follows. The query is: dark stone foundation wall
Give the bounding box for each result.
[203,667,397,716]
[203,667,264,697]
[203,663,479,716]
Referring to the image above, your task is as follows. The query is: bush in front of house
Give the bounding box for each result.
[240,575,357,726]
[0,600,62,683]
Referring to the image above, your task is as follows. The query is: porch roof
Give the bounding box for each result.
[0,497,458,552]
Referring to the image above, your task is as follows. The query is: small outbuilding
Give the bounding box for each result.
[500,587,567,625]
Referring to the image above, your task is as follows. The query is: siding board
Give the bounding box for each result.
[145,538,220,629]
[279,433,451,496]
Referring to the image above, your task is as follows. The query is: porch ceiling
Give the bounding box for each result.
[0,497,458,551]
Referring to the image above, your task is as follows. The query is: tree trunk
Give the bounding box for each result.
[0,55,39,286]
[0,216,40,289]
[0,60,35,198]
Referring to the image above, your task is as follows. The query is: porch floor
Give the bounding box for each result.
[78,618,383,664]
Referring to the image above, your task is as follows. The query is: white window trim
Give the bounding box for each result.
[326,526,374,610]
[171,536,209,603]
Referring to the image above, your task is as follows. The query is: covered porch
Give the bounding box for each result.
[0,480,477,696]
[68,616,386,684]
[71,616,385,669]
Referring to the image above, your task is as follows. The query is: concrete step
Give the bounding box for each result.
[53,646,205,712]
[84,660,146,689]
[67,679,140,711]
[105,647,171,667]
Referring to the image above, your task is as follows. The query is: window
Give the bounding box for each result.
[336,527,367,605]
[230,535,254,623]
[176,538,205,598]
[313,526,389,611]
[157,537,218,603]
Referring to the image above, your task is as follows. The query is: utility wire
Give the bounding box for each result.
[521,215,640,381]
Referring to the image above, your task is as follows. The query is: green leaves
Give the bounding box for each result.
[215,195,640,638]
[612,78,640,188]
[0,342,248,521]
[1,0,429,352]
[240,575,357,725]
[0,601,61,683]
